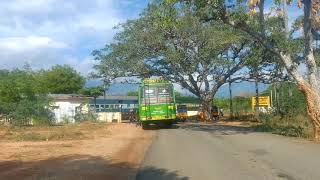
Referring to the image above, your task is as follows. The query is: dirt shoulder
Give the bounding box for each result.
[0,123,155,180]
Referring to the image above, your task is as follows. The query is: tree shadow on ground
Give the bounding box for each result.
[136,166,189,180]
[178,123,256,136]
[142,124,180,131]
[0,154,188,180]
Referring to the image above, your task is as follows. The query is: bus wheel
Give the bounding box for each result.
[165,122,172,128]
[142,123,149,130]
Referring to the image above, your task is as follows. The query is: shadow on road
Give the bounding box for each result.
[0,154,186,180]
[136,166,189,180]
[178,123,255,135]
[142,124,180,130]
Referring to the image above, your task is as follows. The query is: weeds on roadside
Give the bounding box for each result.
[0,121,108,141]
[253,114,313,138]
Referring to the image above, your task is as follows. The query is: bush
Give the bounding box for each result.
[0,69,54,126]
[74,112,98,122]
[253,115,313,138]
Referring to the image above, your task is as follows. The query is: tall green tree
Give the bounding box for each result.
[168,0,320,138]
[0,68,53,125]
[38,65,85,94]
[93,2,249,120]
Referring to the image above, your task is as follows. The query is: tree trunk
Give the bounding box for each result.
[282,0,289,39]
[200,98,213,122]
[254,75,259,118]
[301,0,320,139]
[229,81,233,119]
[281,53,320,139]
[298,82,320,139]
[258,0,265,37]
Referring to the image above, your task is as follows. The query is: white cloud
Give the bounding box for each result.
[0,36,68,51]
[0,0,147,74]
[65,57,96,75]
[0,36,69,70]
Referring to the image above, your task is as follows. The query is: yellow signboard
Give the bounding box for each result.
[252,96,270,112]
[252,96,270,106]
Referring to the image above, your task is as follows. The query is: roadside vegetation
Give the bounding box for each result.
[0,121,109,141]
[213,82,312,138]
[0,65,101,126]
[254,83,312,138]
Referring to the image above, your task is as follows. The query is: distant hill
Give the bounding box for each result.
[86,80,268,98]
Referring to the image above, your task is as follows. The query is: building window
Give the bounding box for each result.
[105,105,109,108]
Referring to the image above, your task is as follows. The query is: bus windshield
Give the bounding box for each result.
[141,85,173,104]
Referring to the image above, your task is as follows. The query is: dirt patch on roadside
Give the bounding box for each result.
[0,123,155,180]
[215,120,257,127]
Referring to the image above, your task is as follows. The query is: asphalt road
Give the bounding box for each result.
[136,123,320,180]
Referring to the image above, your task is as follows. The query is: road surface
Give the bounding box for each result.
[136,123,320,180]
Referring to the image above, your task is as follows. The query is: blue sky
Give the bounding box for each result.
[0,0,148,75]
[0,0,302,77]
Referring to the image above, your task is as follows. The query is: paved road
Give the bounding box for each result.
[136,123,320,180]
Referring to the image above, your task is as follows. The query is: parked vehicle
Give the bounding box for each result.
[138,79,176,129]
[177,105,188,122]
[198,105,221,121]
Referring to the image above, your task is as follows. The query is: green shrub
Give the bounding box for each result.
[253,115,313,138]
[74,112,98,122]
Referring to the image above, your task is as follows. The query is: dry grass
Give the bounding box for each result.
[0,121,111,142]
[0,123,155,180]
[253,114,314,138]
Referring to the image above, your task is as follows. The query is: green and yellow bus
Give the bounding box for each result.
[138,79,176,129]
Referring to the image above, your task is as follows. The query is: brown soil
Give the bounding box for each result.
[215,120,257,127]
[0,123,155,180]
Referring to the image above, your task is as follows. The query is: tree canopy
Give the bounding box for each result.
[38,65,85,94]
[92,1,253,118]
[0,65,86,125]
[0,68,53,125]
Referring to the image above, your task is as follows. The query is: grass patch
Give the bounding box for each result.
[252,114,313,138]
[0,121,109,142]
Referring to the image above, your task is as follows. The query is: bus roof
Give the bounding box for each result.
[142,79,170,84]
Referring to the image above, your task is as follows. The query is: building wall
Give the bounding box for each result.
[52,96,138,123]
[97,112,122,123]
[52,101,82,123]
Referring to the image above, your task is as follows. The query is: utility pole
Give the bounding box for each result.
[228,81,234,119]
[103,83,106,122]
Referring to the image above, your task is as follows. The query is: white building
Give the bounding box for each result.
[50,94,90,123]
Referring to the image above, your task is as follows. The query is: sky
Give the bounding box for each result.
[0,0,303,94]
[0,0,148,75]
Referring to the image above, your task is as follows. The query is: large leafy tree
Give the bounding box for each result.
[38,65,85,94]
[0,68,53,125]
[93,2,249,120]
[176,0,320,138]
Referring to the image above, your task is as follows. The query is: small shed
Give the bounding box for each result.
[50,94,90,123]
